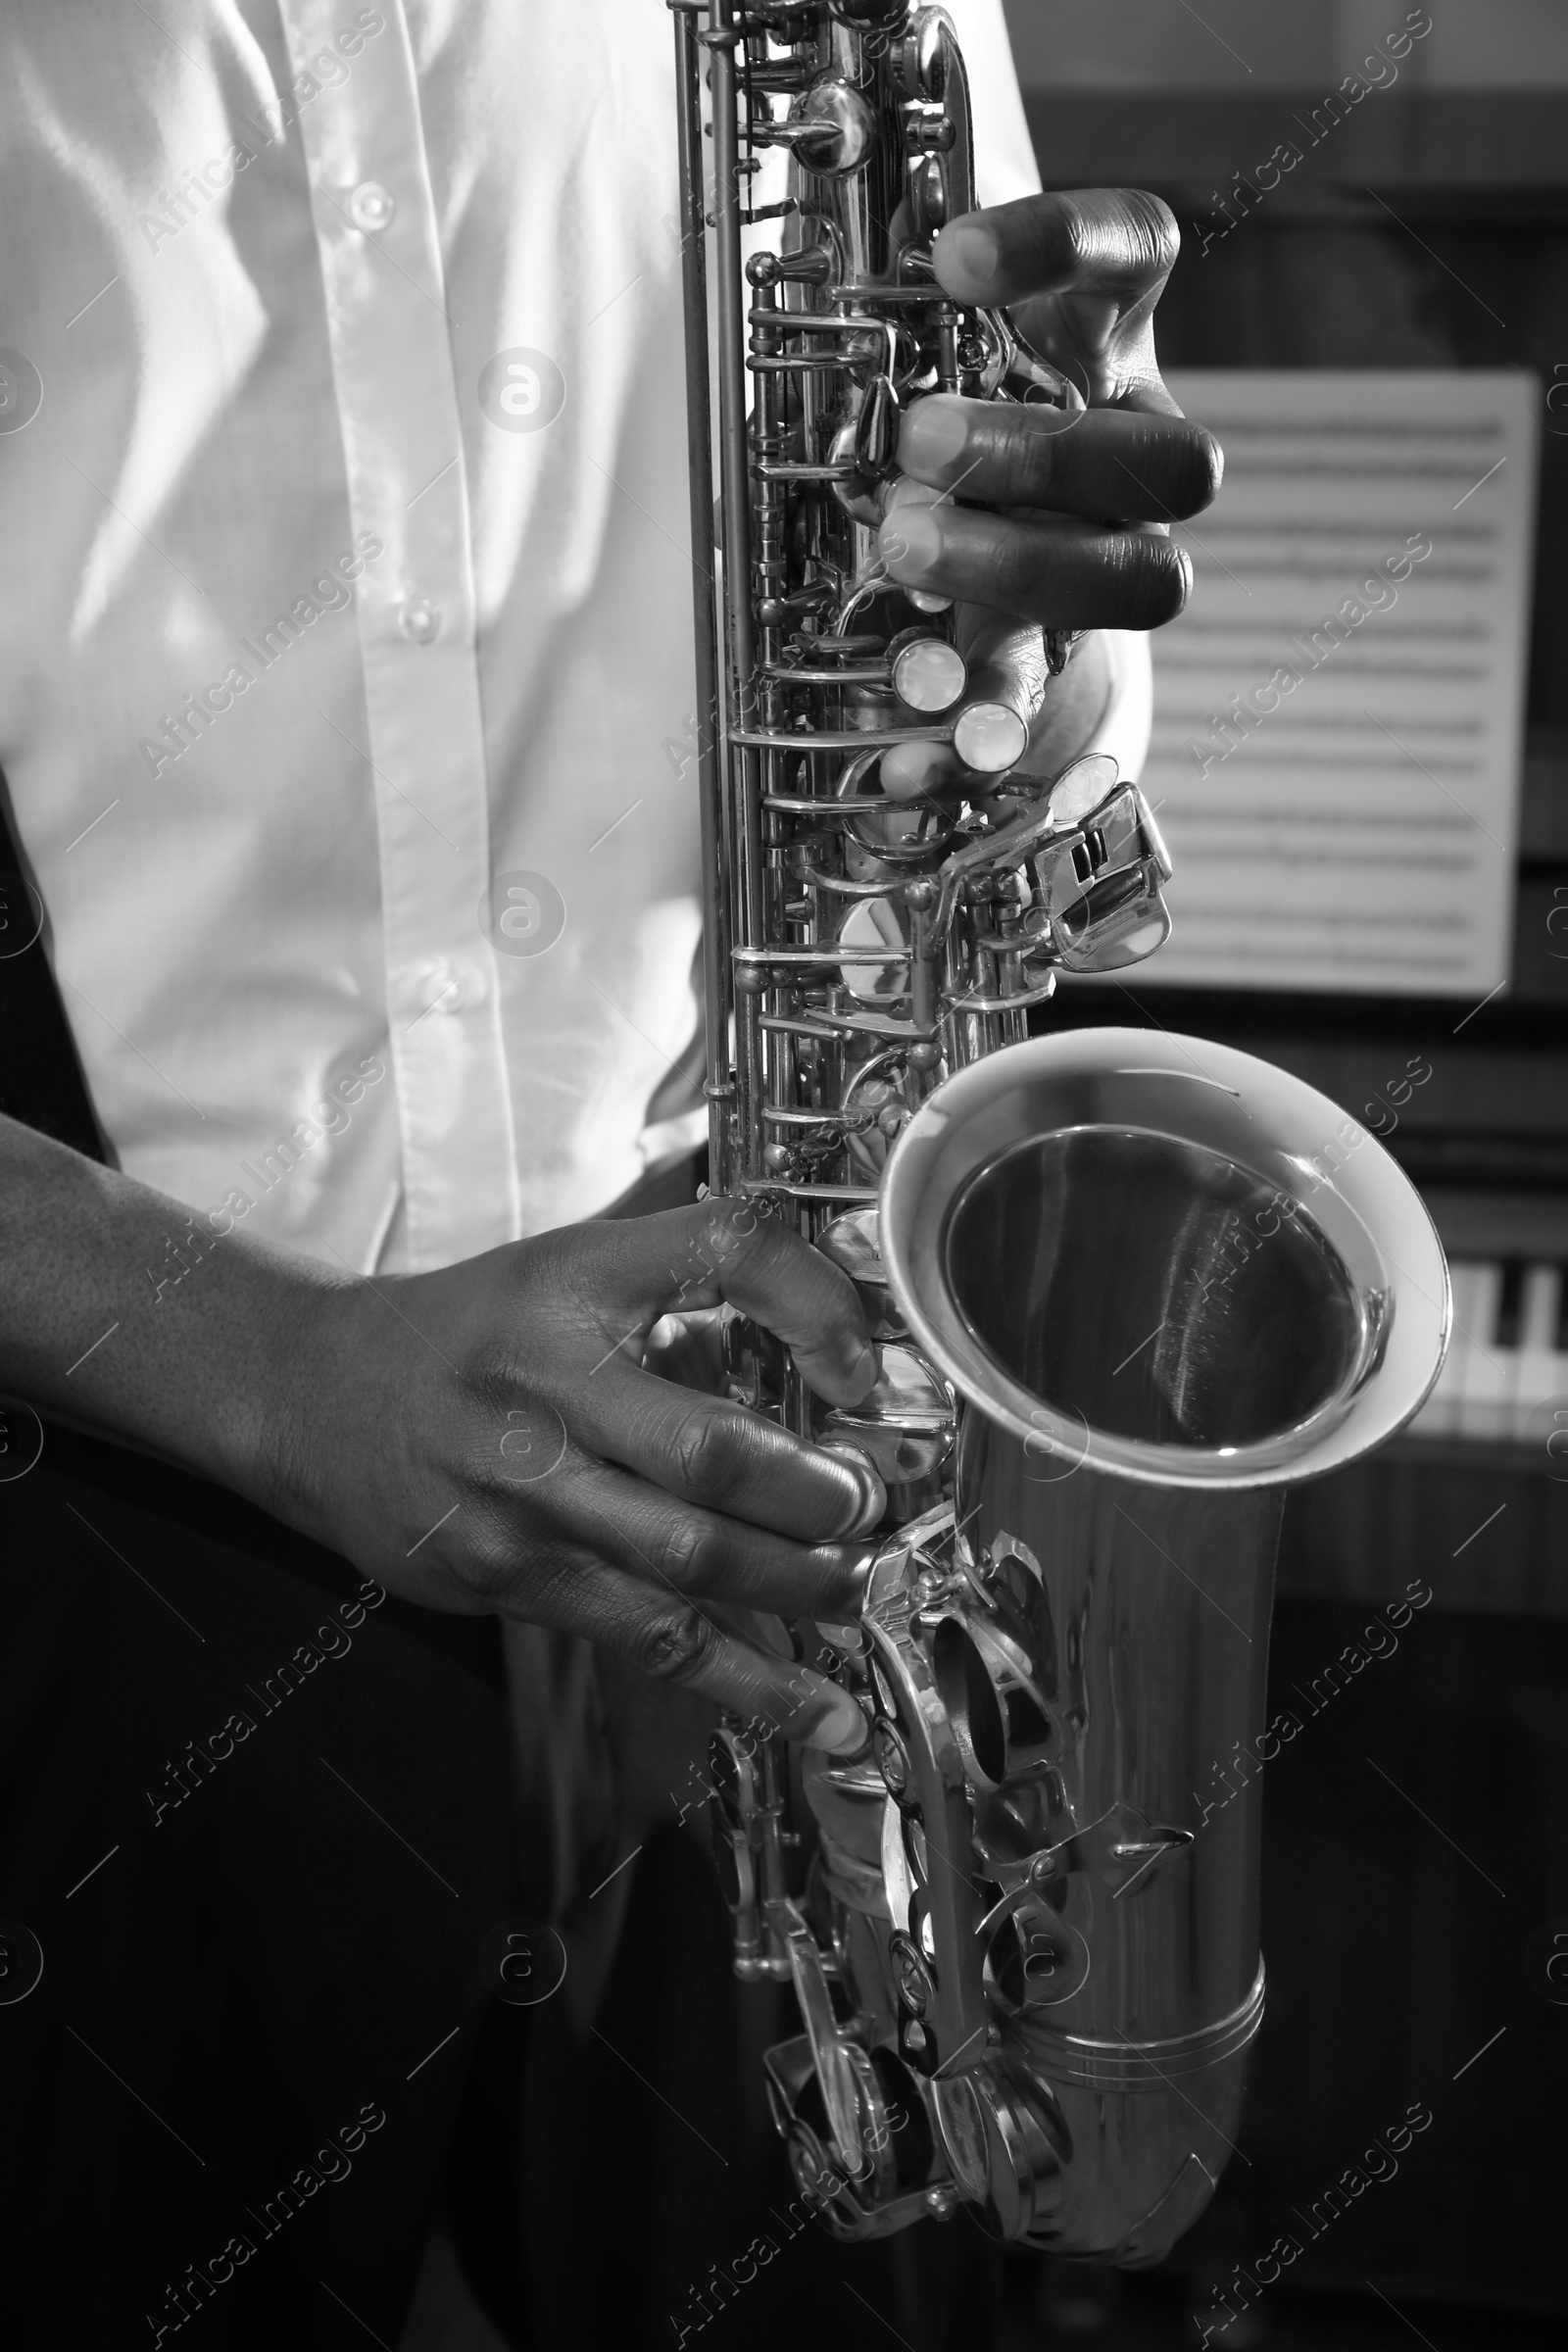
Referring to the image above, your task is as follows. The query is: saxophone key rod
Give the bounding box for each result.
[669,0,734,1185]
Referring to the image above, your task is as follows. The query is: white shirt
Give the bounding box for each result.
[0,0,1150,1275]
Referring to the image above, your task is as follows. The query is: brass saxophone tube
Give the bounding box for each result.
[870,1029,1448,2255]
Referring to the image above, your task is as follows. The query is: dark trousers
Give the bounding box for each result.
[0,1420,527,2348]
[0,1424,1001,2352]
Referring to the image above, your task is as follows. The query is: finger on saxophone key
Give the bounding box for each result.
[880,737,961,803]
[816,1441,888,1537]
[877,473,956,615]
[953,613,1050,775]
[882,627,967,802]
[953,659,1035,774]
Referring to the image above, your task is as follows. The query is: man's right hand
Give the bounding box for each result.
[273,1200,880,1751]
[0,1116,878,1757]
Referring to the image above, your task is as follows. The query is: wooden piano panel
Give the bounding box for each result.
[1278,1438,1568,1616]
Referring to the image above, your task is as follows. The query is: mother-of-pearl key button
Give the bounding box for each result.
[349,181,396,233]
[954,701,1028,774]
[891,636,966,713]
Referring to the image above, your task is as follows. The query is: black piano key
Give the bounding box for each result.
[1558,1265,1568,1354]
[1496,1258,1526,1350]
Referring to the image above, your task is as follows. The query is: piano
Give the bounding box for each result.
[1411,1244,1568,1446]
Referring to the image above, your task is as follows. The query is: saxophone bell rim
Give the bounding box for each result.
[879,1027,1450,1493]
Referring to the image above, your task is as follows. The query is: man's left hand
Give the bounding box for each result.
[885,187,1221,630]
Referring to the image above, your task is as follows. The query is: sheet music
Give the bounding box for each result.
[1126,370,1538,999]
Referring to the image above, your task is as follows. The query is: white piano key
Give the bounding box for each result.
[1410,1259,1485,1439]
[1521,1262,1561,1351]
[1511,1262,1567,1446]
[1457,1259,1510,1440]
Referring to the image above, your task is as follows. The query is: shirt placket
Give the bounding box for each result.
[278,0,518,1269]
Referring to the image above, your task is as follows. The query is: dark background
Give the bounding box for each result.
[985,4,1568,2345]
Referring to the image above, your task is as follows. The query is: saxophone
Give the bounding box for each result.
[667,0,1448,2260]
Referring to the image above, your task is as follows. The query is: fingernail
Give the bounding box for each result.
[817,1440,886,1538]
[808,1688,872,1757]
[940,221,1002,294]
[848,1464,887,1538]
[899,395,968,474]
[848,1344,880,1401]
[880,505,941,581]
[839,1461,886,1540]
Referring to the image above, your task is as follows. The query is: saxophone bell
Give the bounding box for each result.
[849,1028,1449,2257]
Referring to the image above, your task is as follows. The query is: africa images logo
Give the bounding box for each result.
[480,870,566,958]
[478,349,566,435]
[0,350,43,435]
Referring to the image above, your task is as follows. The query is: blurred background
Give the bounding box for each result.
[985,3,1568,2346]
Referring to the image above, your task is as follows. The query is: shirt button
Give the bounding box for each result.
[415,961,460,1020]
[415,958,484,1017]
[349,180,396,233]
[399,597,440,645]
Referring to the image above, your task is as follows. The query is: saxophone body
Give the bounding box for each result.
[668,0,1449,2261]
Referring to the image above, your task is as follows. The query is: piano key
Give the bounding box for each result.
[1495,1257,1526,1351]
[1457,1259,1511,1440]
[1513,1261,1568,1447]
[1387,1257,1568,1449]
[1522,1261,1561,1352]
